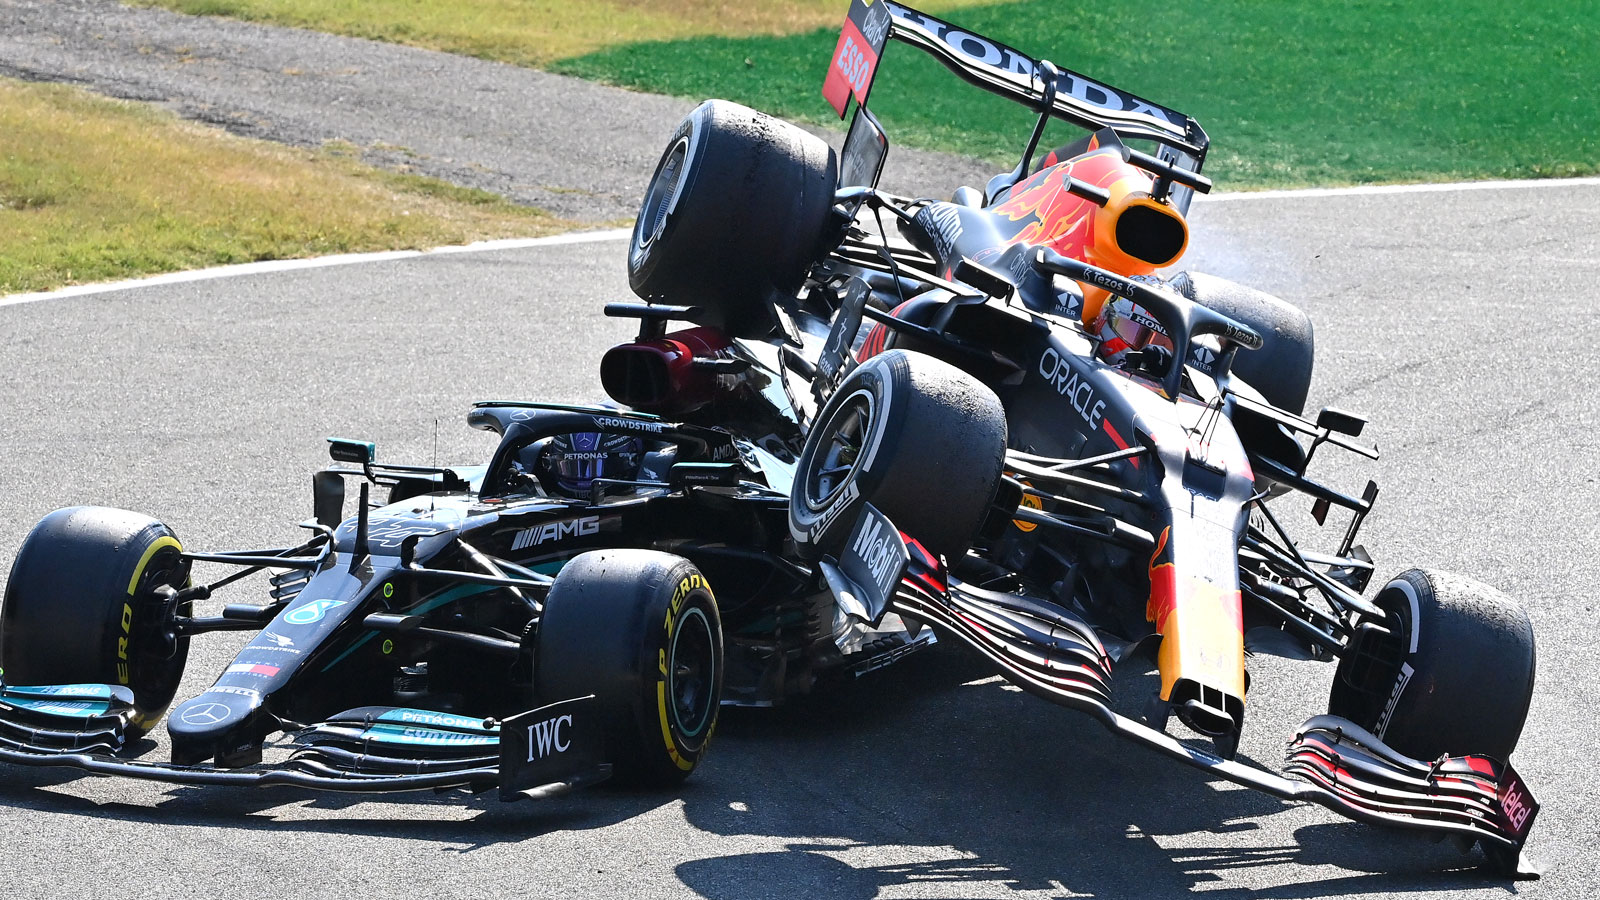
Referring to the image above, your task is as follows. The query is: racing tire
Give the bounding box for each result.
[535,550,723,787]
[1329,568,1535,762]
[789,349,1007,563]
[0,506,192,736]
[1171,271,1315,415]
[629,99,839,339]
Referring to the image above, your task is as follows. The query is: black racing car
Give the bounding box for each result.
[0,395,943,795]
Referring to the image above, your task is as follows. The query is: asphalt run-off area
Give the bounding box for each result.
[2,178,1597,899]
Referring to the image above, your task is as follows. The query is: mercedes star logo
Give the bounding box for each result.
[180,702,231,726]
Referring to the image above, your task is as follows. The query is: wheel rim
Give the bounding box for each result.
[635,136,689,256]
[804,388,874,513]
[667,605,716,739]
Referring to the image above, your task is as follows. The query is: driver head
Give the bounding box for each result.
[542,432,643,498]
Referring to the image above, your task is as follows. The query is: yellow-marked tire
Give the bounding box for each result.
[535,550,722,786]
[0,507,192,737]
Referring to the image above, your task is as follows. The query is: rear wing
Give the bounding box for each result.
[824,1,1210,208]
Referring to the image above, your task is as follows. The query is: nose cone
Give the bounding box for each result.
[168,689,270,766]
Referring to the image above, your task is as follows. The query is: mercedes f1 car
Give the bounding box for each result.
[0,0,1538,879]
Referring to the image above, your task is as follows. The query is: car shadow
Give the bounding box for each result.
[0,741,682,852]
[672,644,1508,899]
[0,644,1512,888]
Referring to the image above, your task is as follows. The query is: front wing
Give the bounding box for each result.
[876,529,1541,877]
[0,682,608,801]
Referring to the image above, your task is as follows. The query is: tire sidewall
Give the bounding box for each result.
[628,110,706,284]
[641,565,720,777]
[625,99,838,339]
[1330,568,1535,761]
[0,507,190,735]
[788,354,900,557]
[536,551,723,784]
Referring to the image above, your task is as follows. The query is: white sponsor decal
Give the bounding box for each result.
[208,685,262,701]
[593,416,667,433]
[526,714,574,761]
[398,710,468,727]
[834,31,874,96]
[887,6,1188,131]
[1501,779,1534,834]
[1038,348,1106,429]
[1374,661,1414,739]
[180,702,231,726]
[40,685,104,697]
[861,3,891,46]
[924,203,964,259]
[285,598,350,625]
[395,727,492,745]
[809,481,860,541]
[511,516,601,551]
[851,514,903,597]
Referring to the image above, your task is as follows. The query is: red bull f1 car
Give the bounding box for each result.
[0,0,1538,879]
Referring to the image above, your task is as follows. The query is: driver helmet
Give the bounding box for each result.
[1092,278,1174,365]
[542,432,642,497]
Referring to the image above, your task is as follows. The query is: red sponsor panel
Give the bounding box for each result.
[822,17,880,118]
[1496,764,1539,842]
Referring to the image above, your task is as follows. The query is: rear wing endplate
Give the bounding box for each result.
[824,2,1210,206]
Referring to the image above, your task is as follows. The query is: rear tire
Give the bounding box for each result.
[789,350,1007,563]
[1329,568,1535,762]
[629,99,838,339]
[536,550,723,786]
[1171,271,1314,415]
[0,507,191,736]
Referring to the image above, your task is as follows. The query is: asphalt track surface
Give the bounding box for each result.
[1,179,1597,899]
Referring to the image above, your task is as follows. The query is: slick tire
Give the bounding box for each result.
[1329,568,1535,762]
[629,99,838,339]
[1171,271,1315,415]
[0,506,191,736]
[536,550,723,786]
[789,349,1007,563]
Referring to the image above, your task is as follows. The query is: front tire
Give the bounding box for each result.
[535,550,723,786]
[0,506,191,736]
[629,99,838,339]
[789,349,1007,563]
[1329,568,1535,762]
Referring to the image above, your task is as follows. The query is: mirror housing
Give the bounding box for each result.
[327,437,376,465]
[1315,407,1367,437]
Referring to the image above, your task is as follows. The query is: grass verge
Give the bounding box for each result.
[143,0,1598,189]
[0,78,566,296]
[553,0,1599,188]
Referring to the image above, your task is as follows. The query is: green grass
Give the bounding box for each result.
[141,0,1598,188]
[0,79,568,295]
[551,0,1600,189]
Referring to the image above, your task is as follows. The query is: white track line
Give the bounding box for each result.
[1199,176,1600,203]
[0,228,632,309]
[6,175,1600,307]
